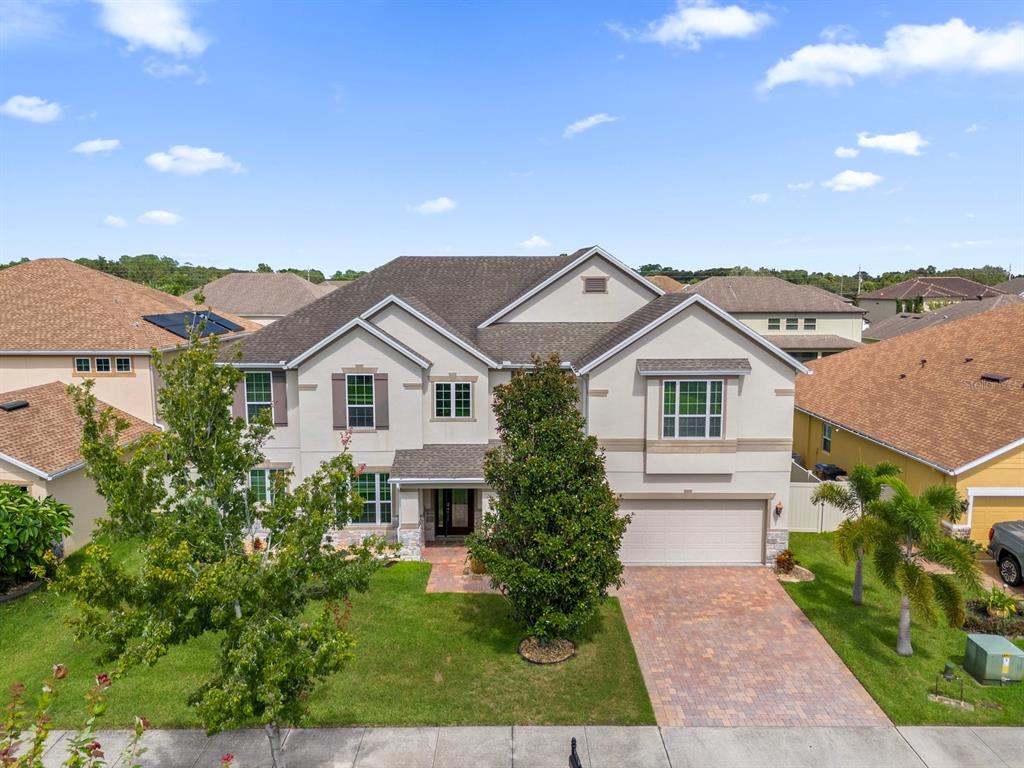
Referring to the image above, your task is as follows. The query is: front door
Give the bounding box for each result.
[435,489,475,537]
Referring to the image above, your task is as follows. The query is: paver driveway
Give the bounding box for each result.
[617,566,889,727]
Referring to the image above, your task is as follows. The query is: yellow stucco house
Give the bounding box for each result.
[793,304,1024,544]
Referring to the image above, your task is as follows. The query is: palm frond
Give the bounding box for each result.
[872,461,902,479]
[921,536,982,592]
[872,535,904,591]
[896,559,937,625]
[811,482,858,515]
[930,573,967,627]
[920,484,963,523]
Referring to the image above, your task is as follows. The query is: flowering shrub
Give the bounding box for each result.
[0,485,72,592]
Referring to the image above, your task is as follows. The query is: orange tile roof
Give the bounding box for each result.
[0,259,259,352]
[0,381,158,478]
[796,305,1024,472]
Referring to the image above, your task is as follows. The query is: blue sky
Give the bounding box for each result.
[1,0,1022,275]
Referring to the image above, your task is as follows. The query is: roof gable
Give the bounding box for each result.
[684,276,864,314]
[857,276,1005,301]
[184,272,340,317]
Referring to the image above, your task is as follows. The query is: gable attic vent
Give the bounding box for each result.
[0,400,29,412]
[980,373,1009,383]
[583,276,608,294]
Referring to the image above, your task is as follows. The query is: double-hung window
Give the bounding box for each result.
[245,372,272,423]
[347,374,375,428]
[435,382,471,418]
[803,318,817,330]
[249,468,284,504]
[354,472,391,524]
[662,380,723,439]
[785,317,799,331]
[822,423,833,453]
[767,318,781,330]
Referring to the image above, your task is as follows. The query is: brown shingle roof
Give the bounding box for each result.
[0,259,258,352]
[636,358,751,374]
[857,276,1005,301]
[184,272,341,317]
[684,276,863,314]
[995,277,1024,296]
[475,322,617,364]
[763,334,862,350]
[796,305,1024,472]
[0,381,158,478]
[864,294,1024,342]
[390,442,499,481]
[645,275,687,292]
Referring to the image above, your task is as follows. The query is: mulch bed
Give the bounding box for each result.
[963,600,1024,639]
[0,580,43,605]
[518,637,575,664]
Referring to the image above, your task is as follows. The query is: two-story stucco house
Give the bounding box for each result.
[226,246,809,565]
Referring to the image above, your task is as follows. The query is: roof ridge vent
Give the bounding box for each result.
[0,400,29,412]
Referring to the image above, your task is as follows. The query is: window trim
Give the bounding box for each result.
[785,317,799,331]
[74,357,92,373]
[249,467,285,504]
[94,357,112,373]
[767,317,781,331]
[245,371,274,425]
[822,423,833,453]
[433,381,473,419]
[346,372,375,429]
[353,471,392,525]
[115,356,133,373]
[803,317,817,330]
[661,379,724,440]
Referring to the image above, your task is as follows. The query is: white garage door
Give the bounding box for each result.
[619,499,765,565]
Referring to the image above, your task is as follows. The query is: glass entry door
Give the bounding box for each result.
[435,489,475,537]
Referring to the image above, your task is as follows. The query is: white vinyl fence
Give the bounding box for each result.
[789,463,851,533]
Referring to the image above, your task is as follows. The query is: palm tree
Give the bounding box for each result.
[867,477,980,656]
[813,462,901,605]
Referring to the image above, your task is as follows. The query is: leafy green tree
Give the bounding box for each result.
[329,269,367,281]
[256,262,273,272]
[0,486,72,591]
[277,267,325,284]
[467,355,628,645]
[61,329,386,767]
[813,462,901,605]
[866,477,979,656]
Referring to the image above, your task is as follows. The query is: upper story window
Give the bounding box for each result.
[347,373,375,428]
[245,371,272,423]
[822,423,833,453]
[785,318,799,331]
[583,276,608,294]
[95,357,112,373]
[74,357,91,373]
[354,472,391,524]
[662,380,723,439]
[115,357,132,373]
[767,318,781,330]
[803,318,817,330]
[249,468,284,504]
[435,382,471,418]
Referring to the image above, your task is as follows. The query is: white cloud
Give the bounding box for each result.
[519,235,551,249]
[563,113,620,138]
[144,59,205,82]
[145,145,242,175]
[0,0,62,45]
[857,130,928,156]
[139,210,183,225]
[787,180,814,191]
[965,123,983,133]
[834,146,859,158]
[103,214,127,228]
[820,24,857,43]
[611,1,773,50]
[93,0,209,57]
[949,239,993,248]
[823,170,883,192]
[761,18,1024,90]
[73,138,120,155]
[412,196,457,215]
[0,94,61,122]
[748,192,770,203]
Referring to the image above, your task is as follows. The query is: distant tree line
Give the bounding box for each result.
[0,254,367,296]
[637,263,1014,299]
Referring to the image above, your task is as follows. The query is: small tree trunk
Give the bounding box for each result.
[852,549,864,606]
[897,594,913,657]
[265,721,287,768]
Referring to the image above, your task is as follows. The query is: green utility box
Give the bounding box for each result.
[964,633,1024,685]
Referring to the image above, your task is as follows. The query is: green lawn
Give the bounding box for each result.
[785,532,1024,725]
[0,546,653,728]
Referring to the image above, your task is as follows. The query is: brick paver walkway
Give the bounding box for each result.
[423,544,497,593]
[616,566,889,728]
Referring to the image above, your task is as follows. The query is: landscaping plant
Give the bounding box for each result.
[59,325,386,768]
[865,477,979,656]
[813,461,900,605]
[0,485,72,593]
[467,354,628,650]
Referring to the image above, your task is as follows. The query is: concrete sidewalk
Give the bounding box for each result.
[35,725,1023,768]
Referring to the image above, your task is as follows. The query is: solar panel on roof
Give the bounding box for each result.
[143,311,243,339]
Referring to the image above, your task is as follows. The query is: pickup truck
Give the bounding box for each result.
[989,521,1024,586]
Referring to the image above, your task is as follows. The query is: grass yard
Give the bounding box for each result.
[785,532,1024,725]
[0,544,653,728]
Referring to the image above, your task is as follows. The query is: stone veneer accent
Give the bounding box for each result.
[398,524,424,561]
[765,529,789,564]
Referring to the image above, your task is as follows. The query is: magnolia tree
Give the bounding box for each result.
[467,355,628,651]
[60,329,386,768]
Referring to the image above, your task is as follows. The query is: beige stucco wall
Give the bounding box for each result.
[733,313,863,343]
[500,254,656,323]
[0,354,156,422]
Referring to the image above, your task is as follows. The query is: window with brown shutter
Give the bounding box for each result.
[583,276,608,294]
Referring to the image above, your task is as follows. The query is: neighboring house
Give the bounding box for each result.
[682,276,865,362]
[0,382,158,553]
[645,274,687,292]
[793,305,1024,545]
[864,293,1024,342]
[0,259,257,422]
[856,276,1005,324]
[995,276,1024,297]
[226,245,808,566]
[185,272,344,326]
